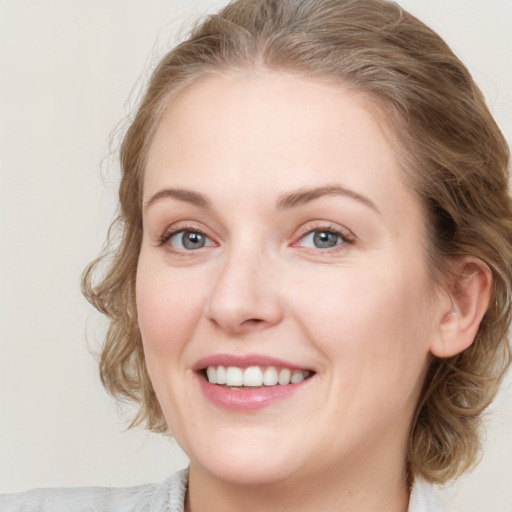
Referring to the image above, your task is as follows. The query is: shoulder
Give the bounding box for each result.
[0,469,188,512]
[409,479,449,512]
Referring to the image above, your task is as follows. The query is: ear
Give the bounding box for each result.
[430,257,492,358]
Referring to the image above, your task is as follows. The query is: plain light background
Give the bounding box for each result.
[0,1,511,510]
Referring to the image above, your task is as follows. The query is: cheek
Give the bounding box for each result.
[135,261,205,358]
[135,259,206,432]
[290,264,433,382]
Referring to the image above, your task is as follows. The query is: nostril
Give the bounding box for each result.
[244,318,264,325]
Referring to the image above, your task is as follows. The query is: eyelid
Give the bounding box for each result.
[291,222,356,249]
[154,220,355,253]
[156,221,218,249]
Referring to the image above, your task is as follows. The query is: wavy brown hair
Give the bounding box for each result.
[82,0,512,483]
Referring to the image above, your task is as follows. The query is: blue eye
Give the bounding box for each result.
[169,230,214,250]
[300,230,344,249]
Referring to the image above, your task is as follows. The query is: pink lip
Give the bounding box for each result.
[196,374,311,411]
[193,353,314,411]
[193,353,310,371]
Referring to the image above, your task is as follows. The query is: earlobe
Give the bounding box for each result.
[430,257,492,358]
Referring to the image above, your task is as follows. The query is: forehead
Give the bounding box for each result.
[143,71,420,229]
[147,71,389,165]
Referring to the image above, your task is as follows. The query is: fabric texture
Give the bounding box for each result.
[0,470,188,512]
[0,468,448,511]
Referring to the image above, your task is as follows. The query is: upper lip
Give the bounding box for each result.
[192,353,313,372]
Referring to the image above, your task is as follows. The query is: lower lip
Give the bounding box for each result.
[196,374,311,411]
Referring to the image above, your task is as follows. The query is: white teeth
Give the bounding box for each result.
[216,365,226,385]
[263,366,278,386]
[291,370,305,383]
[243,366,263,387]
[206,366,217,384]
[205,365,311,386]
[225,366,244,386]
[278,368,291,385]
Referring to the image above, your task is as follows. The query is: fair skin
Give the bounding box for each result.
[136,71,490,512]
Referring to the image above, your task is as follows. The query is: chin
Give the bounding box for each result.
[195,455,300,487]
[183,426,307,486]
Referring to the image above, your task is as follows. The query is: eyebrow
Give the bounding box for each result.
[144,184,379,214]
[144,188,211,210]
[276,185,379,213]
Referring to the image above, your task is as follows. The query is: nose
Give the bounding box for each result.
[204,248,284,335]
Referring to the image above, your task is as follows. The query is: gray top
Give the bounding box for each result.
[0,468,448,511]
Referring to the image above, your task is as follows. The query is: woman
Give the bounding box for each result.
[2,0,511,510]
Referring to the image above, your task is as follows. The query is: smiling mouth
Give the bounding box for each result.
[203,365,314,387]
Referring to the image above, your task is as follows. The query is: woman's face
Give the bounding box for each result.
[137,71,444,485]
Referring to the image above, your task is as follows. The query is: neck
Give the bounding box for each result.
[186,456,410,512]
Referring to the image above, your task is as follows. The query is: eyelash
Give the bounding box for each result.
[156,223,355,252]
[293,224,355,251]
[157,225,213,247]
